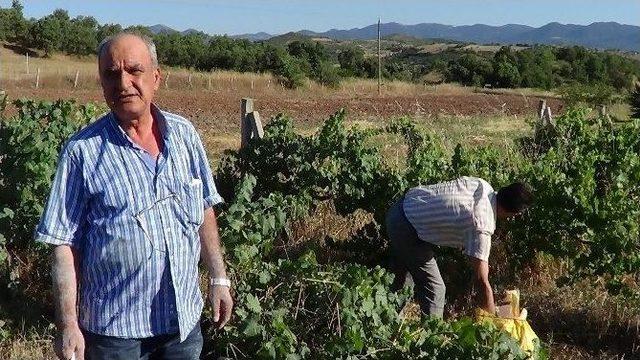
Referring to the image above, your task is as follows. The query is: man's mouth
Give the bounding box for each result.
[118,94,138,101]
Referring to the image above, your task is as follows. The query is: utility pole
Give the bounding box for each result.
[377,17,381,96]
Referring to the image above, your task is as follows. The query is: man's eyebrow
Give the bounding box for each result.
[103,65,120,72]
[126,63,144,70]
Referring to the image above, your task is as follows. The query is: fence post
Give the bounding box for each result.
[165,72,170,89]
[207,76,212,90]
[538,99,546,120]
[248,111,264,139]
[26,53,29,74]
[241,98,254,149]
[188,73,192,88]
[240,98,264,149]
[73,70,80,88]
[35,68,40,89]
[543,105,553,126]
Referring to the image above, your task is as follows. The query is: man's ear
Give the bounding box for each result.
[153,67,161,91]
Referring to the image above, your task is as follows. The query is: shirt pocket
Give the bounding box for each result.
[176,178,205,228]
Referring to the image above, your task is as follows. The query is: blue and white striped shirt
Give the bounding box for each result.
[35,105,223,341]
[403,177,496,261]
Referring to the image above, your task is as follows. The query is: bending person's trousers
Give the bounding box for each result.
[386,196,446,317]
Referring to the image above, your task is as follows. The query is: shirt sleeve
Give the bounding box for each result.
[472,180,496,234]
[464,231,491,261]
[34,149,88,247]
[191,130,224,209]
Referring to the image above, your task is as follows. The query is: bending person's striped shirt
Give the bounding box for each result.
[402,176,496,261]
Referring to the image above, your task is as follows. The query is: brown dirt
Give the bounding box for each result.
[4,86,563,133]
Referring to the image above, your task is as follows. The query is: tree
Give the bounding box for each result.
[65,16,98,56]
[338,46,366,77]
[123,25,153,38]
[261,45,305,88]
[447,53,493,86]
[494,60,521,88]
[287,40,328,77]
[0,0,28,43]
[492,47,521,87]
[314,61,341,88]
[29,16,64,56]
[97,23,123,43]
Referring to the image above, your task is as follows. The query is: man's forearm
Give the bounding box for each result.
[52,245,79,329]
[199,207,227,279]
[478,280,496,314]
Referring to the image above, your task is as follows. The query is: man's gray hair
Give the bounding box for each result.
[97,32,158,67]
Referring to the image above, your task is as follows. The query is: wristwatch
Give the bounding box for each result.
[210,277,231,287]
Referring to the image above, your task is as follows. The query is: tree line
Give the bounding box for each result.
[440,45,640,90]
[1,1,639,90]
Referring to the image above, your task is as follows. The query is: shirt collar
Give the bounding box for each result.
[108,103,171,148]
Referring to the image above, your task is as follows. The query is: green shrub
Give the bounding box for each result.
[0,98,101,286]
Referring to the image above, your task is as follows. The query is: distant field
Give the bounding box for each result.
[0,43,564,159]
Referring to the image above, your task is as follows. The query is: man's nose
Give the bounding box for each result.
[117,70,131,90]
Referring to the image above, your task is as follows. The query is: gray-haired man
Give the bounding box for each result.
[36,33,233,360]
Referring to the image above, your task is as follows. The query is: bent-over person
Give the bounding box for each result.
[386,177,532,317]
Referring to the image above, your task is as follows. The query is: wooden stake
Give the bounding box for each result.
[241,98,254,149]
[73,70,79,88]
[543,105,553,126]
[165,72,170,89]
[26,53,29,74]
[538,99,546,120]
[249,111,264,139]
[35,68,40,89]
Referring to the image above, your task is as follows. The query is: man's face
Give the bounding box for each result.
[99,35,160,122]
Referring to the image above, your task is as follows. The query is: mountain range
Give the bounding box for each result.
[147,22,640,52]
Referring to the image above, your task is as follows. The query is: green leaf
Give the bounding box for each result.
[245,293,262,314]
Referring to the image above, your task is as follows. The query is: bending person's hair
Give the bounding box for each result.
[497,182,533,213]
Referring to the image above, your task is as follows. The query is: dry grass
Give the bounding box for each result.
[417,114,532,149]
[1,42,555,100]
[0,336,55,360]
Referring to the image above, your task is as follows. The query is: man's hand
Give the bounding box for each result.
[208,284,233,329]
[55,324,84,360]
[468,257,496,314]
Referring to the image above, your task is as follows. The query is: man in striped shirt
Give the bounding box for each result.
[35,33,232,360]
[386,177,532,317]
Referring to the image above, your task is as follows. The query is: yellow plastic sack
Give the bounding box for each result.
[475,289,540,355]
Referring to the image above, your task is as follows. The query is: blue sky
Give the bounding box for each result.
[5,0,640,35]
